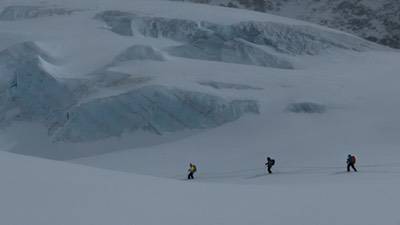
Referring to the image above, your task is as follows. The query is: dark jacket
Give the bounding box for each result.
[266,158,275,167]
[347,155,356,165]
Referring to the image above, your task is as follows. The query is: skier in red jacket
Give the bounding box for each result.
[347,154,357,172]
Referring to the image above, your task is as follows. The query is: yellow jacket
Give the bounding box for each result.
[189,165,197,173]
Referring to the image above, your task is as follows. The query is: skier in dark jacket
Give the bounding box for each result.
[187,163,197,180]
[347,154,357,172]
[265,157,275,174]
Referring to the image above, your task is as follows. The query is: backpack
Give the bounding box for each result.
[192,165,197,173]
[351,156,356,164]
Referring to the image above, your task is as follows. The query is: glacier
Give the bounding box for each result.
[0,42,76,123]
[55,85,259,142]
[95,10,380,69]
[0,4,384,143]
[0,41,259,142]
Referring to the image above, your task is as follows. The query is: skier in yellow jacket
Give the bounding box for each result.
[187,163,197,180]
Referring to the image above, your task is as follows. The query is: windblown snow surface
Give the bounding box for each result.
[0,0,400,225]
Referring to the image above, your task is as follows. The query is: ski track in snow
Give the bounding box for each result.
[1,150,400,225]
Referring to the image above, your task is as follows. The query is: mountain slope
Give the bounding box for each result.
[0,0,381,148]
[176,0,400,48]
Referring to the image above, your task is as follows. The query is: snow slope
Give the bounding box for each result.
[0,1,399,224]
[1,150,400,225]
[73,50,400,185]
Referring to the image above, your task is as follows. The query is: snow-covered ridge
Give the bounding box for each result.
[96,10,379,55]
[0,5,77,21]
[198,81,263,90]
[109,45,165,66]
[177,0,400,49]
[95,10,379,68]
